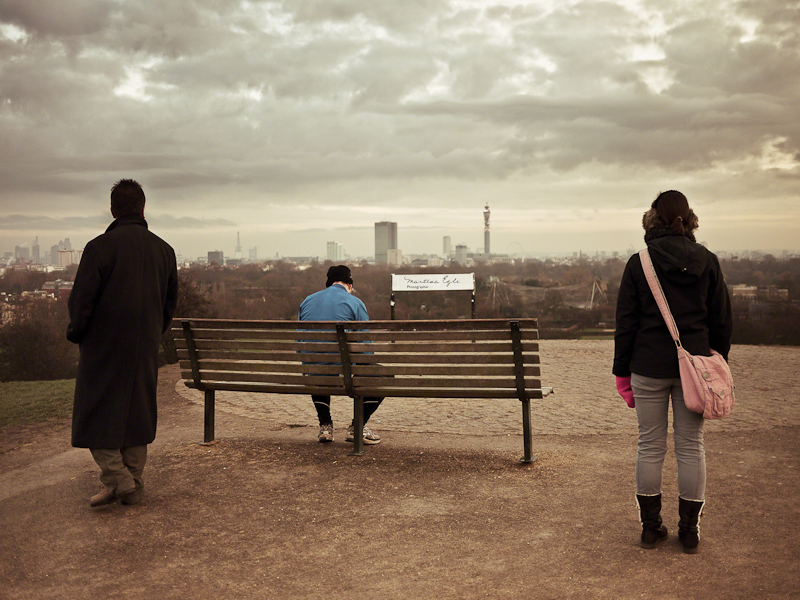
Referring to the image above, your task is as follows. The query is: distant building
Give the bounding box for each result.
[249,247,258,261]
[387,248,403,266]
[327,241,345,262]
[375,221,398,264]
[455,244,469,265]
[41,279,74,300]
[729,284,789,303]
[57,249,76,268]
[483,204,490,255]
[729,285,757,301]
[282,256,318,265]
[234,233,244,260]
[443,236,452,258]
[208,250,224,265]
[49,238,73,266]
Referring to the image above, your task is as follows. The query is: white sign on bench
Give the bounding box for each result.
[390,273,476,318]
[391,273,475,292]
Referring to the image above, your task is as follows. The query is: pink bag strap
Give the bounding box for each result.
[638,249,682,348]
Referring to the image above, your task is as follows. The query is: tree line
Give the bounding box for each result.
[1,254,798,381]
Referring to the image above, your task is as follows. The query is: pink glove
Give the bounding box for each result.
[616,376,635,408]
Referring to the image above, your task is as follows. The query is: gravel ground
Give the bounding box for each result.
[1,341,798,600]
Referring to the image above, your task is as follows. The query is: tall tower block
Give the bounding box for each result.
[375,221,398,264]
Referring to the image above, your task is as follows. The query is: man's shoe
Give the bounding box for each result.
[318,423,334,443]
[346,425,381,445]
[89,485,117,507]
[119,489,142,506]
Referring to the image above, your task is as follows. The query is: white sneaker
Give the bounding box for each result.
[318,423,334,443]
[346,424,381,445]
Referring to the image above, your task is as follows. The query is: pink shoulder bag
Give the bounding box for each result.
[639,249,734,419]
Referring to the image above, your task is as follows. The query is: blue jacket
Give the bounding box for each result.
[298,283,369,322]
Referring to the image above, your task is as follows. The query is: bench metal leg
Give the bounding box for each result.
[521,398,537,464]
[203,389,216,445]
[351,395,365,456]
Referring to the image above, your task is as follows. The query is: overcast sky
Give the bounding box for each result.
[1,0,798,261]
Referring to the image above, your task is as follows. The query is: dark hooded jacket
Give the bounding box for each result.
[67,215,178,448]
[613,229,732,379]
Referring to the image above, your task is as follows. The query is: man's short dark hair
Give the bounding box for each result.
[110,179,146,217]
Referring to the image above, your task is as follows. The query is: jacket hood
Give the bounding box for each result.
[645,230,709,280]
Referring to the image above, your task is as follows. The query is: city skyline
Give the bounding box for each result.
[3,222,796,267]
[1,1,798,260]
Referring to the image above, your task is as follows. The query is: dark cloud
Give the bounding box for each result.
[288,0,450,31]
[0,0,111,38]
[0,0,798,257]
[0,213,107,231]
[147,214,236,229]
[0,212,234,231]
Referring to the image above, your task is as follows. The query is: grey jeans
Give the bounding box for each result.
[632,374,706,501]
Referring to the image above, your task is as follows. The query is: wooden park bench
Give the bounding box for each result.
[174,318,551,463]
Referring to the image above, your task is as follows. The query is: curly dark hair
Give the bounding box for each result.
[642,190,698,235]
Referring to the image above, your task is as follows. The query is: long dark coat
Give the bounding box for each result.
[67,215,178,449]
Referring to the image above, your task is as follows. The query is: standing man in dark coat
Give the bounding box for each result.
[67,179,178,507]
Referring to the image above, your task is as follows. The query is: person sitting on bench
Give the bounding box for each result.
[298,265,384,445]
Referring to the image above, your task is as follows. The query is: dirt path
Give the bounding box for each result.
[1,342,798,599]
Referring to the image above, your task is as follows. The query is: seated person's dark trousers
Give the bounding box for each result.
[311,395,383,426]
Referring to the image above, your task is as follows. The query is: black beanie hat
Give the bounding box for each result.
[326,265,353,287]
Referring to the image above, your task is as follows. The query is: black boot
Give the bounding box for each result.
[678,497,704,554]
[636,494,668,549]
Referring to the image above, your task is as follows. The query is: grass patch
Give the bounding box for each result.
[0,379,74,430]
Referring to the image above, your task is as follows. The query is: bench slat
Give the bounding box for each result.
[178,339,343,352]
[177,348,348,363]
[183,379,547,399]
[347,341,539,353]
[183,380,350,396]
[181,369,541,390]
[344,329,540,342]
[352,364,541,377]
[354,377,542,389]
[174,329,340,342]
[354,387,545,398]
[182,370,347,387]
[179,359,540,378]
[179,360,344,375]
[330,353,540,365]
[178,346,540,365]
[175,318,539,332]
[175,337,540,354]
[173,327,539,343]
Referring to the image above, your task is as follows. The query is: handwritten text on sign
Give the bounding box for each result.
[391,273,475,292]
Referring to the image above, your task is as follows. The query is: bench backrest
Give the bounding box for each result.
[175,318,544,401]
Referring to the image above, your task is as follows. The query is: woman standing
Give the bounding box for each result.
[613,191,732,553]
